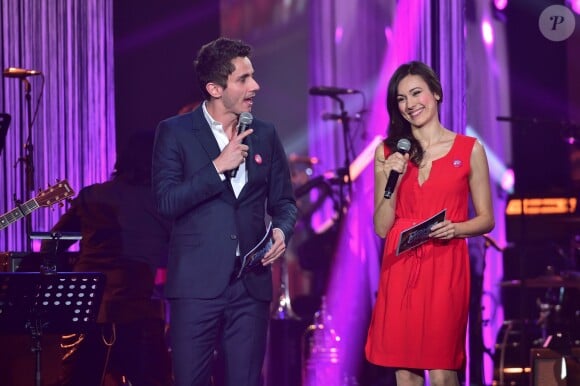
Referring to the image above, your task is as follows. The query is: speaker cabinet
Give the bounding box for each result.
[530,348,580,386]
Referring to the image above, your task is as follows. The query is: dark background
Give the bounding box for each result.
[113,1,219,154]
[506,0,574,196]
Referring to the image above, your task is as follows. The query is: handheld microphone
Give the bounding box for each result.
[384,138,411,199]
[3,67,42,78]
[230,112,253,178]
[309,86,360,96]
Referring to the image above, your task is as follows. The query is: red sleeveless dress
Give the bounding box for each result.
[365,134,476,370]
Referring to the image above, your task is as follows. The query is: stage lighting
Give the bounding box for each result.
[566,0,580,15]
[481,20,495,46]
[491,0,508,22]
[501,168,514,194]
[493,0,508,11]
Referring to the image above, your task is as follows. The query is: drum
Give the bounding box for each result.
[493,319,541,386]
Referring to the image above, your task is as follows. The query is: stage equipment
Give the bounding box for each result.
[0,272,105,386]
[0,251,79,273]
[493,319,537,386]
[3,68,46,250]
[530,347,580,386]
[310,84,367,204]
[501,274,580,289]
[0,179,74,231]
[230,112,252,178]
[264,153,320,386]
[295,87,365,286]
[30,231,83,274]
[296,88,369,384]
[495,270,580,385]
[498,115,580,147]
[383,138,411,199]
[505,196,578,243]
[309,86,360,96]
[502,192,579,334]
[272,252,298,320]
[302,297,341,386]
[2,67,42,78]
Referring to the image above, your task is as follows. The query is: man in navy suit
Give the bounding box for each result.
[152,37,298,386]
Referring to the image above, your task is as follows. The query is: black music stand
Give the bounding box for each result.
[0,272,105,386]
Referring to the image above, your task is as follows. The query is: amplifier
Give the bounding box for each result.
[0,252,25,272]
[531,348,580,386]
[0,251,78,272]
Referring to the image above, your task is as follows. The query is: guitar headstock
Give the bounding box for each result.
[36,179,75,208]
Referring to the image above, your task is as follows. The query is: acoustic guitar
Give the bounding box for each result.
[0,179,75,230]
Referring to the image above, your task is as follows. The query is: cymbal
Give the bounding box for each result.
[526,275,580,288]
[288,154,318,165]
[499,279,522,287]
[500,275,580,289]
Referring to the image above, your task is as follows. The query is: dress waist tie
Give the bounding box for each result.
[401,243,426,309]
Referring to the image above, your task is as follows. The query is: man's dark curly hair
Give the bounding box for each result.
[384,61,443,166]
[194,37,252,100]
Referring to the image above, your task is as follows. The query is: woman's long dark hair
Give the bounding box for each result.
[384,61,443,166]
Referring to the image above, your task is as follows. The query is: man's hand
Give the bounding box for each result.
[261,228,286,265]
[213,129,253,173]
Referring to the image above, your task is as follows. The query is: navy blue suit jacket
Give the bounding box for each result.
[152,106,297,301]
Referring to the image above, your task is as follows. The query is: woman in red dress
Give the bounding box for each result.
[365,61,495,386]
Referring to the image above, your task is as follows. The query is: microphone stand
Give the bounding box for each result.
[328,95,353,219]
[23,79,35,192]
[11,77,36,251]
[497,115,579,144]
[22,78,35,251]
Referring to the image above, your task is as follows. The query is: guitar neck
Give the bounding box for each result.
[0,198,39,230]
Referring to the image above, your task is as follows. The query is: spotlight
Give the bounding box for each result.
[481,20,495,46]
[566,0,580,15]
[501,168,515,194]
[491,0,508,22]
[493,0,508,11]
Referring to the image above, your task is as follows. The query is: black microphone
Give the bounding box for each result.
[309,86,360,96]
[230,112,253,178]
[3,67,42,78]
[384,138,411,199]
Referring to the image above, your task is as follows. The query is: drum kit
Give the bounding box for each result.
[494,268,580,385]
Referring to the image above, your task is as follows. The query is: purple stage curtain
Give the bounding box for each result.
[0,0,115,252]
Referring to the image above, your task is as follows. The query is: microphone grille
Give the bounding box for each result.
[239,112,253,125]
[397,138,411,152]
